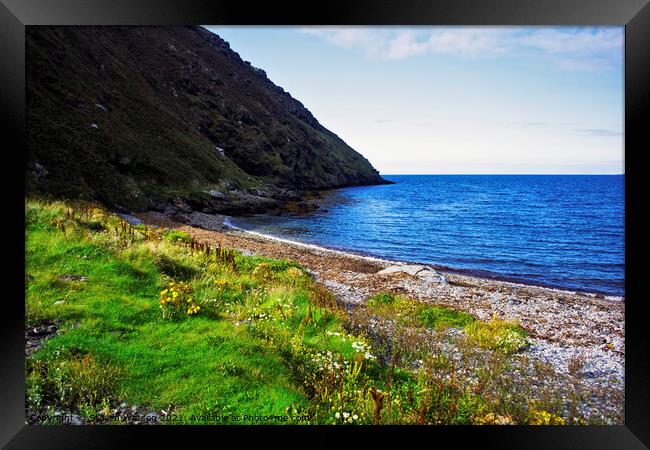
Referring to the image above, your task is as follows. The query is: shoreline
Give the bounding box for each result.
[129,209,624,303]
[134,209,625,328]
[225,214,625,302]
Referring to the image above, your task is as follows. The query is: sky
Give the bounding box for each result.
[203,26,624,175]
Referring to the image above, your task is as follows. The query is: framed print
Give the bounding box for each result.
[2,0,649,448]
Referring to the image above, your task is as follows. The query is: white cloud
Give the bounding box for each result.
[301,27,513,59]
[520,28,622,54]
[299,27,622,70]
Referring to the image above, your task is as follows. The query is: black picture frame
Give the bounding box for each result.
[2,0,648,448]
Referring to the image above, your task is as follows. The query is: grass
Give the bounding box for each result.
[465,317,529,354]
[24,199,623,425]
[366,292,396,307]
[164,230,192,244]
[26,201,310,423]
[418,306,475,330]
[366,292,474,330]
[25,199,379,424]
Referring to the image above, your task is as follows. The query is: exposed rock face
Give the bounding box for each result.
[26,26,391,211]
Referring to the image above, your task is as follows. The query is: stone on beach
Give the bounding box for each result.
[377,264,448,284]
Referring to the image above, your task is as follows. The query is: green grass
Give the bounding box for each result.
[418,306,475,330]
[464,317,529,354]
[164,230,192,244]
[366,292,475,331]
[367,292,395,307]
[25,199,379,424]
[25,199,619,426]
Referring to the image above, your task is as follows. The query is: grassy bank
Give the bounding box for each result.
[25,199,617,425]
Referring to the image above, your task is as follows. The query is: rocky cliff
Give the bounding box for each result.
[26,26,390,214]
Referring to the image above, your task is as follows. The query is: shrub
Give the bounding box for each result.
[418,306,475,330]
[464,317,529,354]
[159,281,201,320]
[252,262,272,282]
[235,256,300,277]
[280,266,310,287]
[54,354,121,408]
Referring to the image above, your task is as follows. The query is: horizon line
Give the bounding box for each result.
[379,173,625,176]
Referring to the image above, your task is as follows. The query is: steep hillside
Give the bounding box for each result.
[26,26,390,213]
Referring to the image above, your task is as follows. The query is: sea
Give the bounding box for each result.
[228,175,625,297]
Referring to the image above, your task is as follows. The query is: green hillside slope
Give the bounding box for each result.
[26,26,390,212]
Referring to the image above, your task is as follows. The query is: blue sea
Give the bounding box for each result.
[229,175,625,297]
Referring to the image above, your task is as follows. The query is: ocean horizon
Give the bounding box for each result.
[229,174,625,297]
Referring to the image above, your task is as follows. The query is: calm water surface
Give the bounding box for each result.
[229,175,624,296]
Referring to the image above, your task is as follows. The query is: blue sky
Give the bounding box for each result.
[203,26,624,174]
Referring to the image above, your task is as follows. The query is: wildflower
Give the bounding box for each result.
[335,412,341,419]
[159,280,200,319]
[187,304,201,315]
[528,409,565,425]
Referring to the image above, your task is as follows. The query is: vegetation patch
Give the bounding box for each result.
[367,292,396,307]
[366,293,474,331]
[26,351,123,423]
[164,230,192,244]
[159,281,201,320]
[464,317,529,354]
[418,306,475,330]
[154,253,199,280]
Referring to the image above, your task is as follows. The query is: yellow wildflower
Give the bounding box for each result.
[528,409,565,425]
